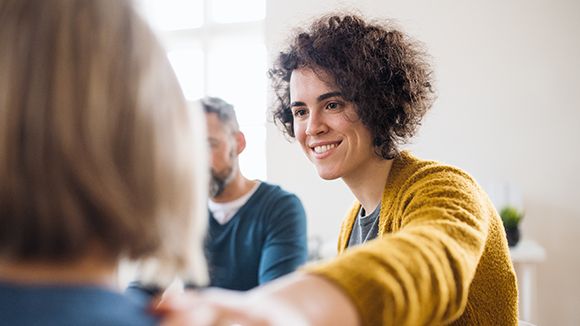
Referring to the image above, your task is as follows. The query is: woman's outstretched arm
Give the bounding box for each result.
[157,273,361,326]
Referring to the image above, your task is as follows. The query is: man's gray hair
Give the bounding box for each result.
[200,97,239,132]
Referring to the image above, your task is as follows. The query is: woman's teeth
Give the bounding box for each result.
[313,143,337,154]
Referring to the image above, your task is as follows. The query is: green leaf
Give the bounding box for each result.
[499,206,523,229]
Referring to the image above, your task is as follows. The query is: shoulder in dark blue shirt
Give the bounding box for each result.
[205,182,308,290]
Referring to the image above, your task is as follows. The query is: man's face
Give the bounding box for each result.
[206,112,238,198]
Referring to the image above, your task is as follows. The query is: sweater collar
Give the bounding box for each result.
[338,151,416,252]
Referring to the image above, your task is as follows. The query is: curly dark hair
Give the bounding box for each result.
[269,14,435,159]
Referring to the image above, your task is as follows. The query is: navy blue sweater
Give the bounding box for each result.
[0,282,157,326]
[205,182,308,290]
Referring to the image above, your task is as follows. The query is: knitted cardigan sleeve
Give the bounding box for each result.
[302,163,499,325]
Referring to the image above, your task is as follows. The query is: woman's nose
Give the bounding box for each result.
[305,113,328,136]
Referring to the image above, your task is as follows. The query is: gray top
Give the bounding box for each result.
[348,204,381,248]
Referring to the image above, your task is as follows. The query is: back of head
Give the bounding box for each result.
[270,13,436,159]
[0,0,207,286]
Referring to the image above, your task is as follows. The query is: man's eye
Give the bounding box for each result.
[208,141,218,148]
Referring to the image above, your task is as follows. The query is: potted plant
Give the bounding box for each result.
[499,206,524,247]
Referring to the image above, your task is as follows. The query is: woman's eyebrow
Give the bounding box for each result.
[290,92,343,108]
[317,91,343,102]
[290,101,306,108]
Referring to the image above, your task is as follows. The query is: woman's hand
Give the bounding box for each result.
[155,273,359,326]
[156,288,306,326]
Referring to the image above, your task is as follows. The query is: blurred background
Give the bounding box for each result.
[137,0,580,324]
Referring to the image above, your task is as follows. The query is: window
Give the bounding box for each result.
[137,0,267,180]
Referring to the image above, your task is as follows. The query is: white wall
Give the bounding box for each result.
[265,0,580,325]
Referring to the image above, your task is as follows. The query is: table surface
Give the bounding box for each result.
[509,239,546,263]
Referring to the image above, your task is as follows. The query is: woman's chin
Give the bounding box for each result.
[316,168,341,181]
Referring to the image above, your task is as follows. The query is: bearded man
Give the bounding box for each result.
[201,97,308,290]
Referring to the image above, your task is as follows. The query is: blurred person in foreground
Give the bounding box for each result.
[158,13,518,326]
[0,0,208,324]
[201,96,307,290]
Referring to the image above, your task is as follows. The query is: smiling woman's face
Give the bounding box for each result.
[289,68,376,181]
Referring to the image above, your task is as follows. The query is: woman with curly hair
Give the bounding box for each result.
[160,13,518,326]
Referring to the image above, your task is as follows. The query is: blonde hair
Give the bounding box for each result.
[0,0,207,286]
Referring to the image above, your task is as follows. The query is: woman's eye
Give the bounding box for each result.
[293,109,308,118]
[327,102,340,110]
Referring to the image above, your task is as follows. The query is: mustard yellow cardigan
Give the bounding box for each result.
[304,151,518,325]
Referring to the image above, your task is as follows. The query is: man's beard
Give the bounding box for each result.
[209,165,235,198]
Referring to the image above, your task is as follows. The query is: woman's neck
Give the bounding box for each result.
[342,158,394,213]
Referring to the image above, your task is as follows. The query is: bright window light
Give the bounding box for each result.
[167,49,205,101]
[210,0,265,23]
[136,0,267,180]
[237,123,267,181]
[139,0,203,30]
[207,36,267,180]
[207,36,266,124]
